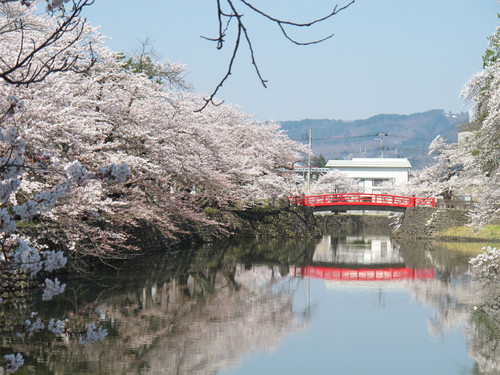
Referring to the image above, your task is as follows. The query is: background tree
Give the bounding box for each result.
[308,169,358,195]
[119,39,192,91]
[311,153,326,168]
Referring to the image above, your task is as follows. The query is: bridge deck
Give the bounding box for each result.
[289,193,434,211]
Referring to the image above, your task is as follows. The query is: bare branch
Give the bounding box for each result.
[277,22,335,46]
[198,0,355,111]
[239,0,355,28]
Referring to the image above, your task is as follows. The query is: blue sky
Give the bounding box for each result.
[83,0,499,121]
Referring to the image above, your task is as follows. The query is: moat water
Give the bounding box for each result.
[1,224,499,374]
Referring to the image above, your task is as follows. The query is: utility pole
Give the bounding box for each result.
[377,132,388,158]
[307,128,312,191]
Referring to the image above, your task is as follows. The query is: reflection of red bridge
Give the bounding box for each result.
[293,266,435,281]
[289,193,435,212]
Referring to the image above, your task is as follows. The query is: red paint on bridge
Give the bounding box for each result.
[289,193,435,209]
[293,266,435,281]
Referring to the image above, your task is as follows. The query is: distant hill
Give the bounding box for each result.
[279,109,468,169]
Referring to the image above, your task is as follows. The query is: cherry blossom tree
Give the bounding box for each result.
[1,0,308,258]
[0,1,137,262]
[0,0,140,284]
[405,135,472,205]
[372,25,500,228]
[0,0,96,84]
[460,25,500,227]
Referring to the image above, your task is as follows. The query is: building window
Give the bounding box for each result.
[373,179,393,187]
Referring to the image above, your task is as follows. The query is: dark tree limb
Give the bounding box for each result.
[197,0,355,111]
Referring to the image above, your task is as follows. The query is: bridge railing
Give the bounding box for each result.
[289,193,435,208]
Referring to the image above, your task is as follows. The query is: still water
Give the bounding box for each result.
[1,225,499,374]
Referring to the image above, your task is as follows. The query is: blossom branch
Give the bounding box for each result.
[0,0,96,86]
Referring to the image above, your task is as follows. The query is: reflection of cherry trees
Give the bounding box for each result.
[355,237,500,373]
[467,307,500,375]
[138,267,305,375]
[466,246,500,374]
[2,264,306,374]
[408,279,476,337]
[406,266,500,374]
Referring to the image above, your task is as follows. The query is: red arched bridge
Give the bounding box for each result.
[288,193,435,212]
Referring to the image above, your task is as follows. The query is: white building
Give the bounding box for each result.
[325,157,411,193]
[457,122,479,146]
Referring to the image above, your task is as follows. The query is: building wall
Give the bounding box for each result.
[330,167,409,193]
[457,131,474,145]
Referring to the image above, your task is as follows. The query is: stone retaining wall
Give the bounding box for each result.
[126,206,322,254]
[315,214,391,229]
[217,206,322,239]
[113,207,478,255]
[394,207,469,240]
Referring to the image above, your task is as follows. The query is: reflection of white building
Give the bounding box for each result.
[313,235,403,265]
[325,158,411,193]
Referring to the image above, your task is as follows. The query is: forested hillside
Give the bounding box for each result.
[280,110,468,169]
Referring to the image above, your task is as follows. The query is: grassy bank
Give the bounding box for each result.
[436,224,500,241]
